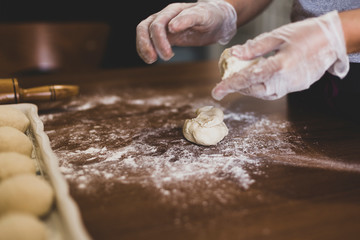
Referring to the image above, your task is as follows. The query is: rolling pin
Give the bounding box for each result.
[0,78,79,104]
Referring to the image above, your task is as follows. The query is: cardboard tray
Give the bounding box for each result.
[9,103,91,240]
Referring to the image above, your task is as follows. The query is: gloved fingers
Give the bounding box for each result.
[231,32,285,60]
[168,4,208,34]
[149,21,174,61]
[229,55,281,88]
[212,67,255,101]
[239,83,280,100]
[211,78,235,101]
[212,79,278,101]
[148,5,185,61]
[212,54,282,100]
[137,3,192,63]
[137,14,162,64]
[239,83,266,97]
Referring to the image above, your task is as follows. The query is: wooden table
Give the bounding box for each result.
[21,61,360,240]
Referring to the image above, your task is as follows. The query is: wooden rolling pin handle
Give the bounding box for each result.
[20,85,79,102]
[0,78,79,104]
[0,78,20,104]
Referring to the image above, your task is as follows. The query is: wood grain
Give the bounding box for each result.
[22,61,360,240]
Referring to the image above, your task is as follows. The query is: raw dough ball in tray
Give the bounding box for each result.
[0,212,47,240]
[0,106,30,132]
[0,174,54,217]
[0,126,33,156]
[0,152,36,180]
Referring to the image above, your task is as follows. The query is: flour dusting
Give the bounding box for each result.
[40,93,297,205]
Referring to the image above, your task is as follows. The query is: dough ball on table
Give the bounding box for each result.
[0,212,47,240]
[0,106,30,132]
[0,152,36,181]
[0,174,54,216]
[0,126,33,156]
[183,106,229,146]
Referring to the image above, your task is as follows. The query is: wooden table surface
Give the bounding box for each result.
[21,61,360,240]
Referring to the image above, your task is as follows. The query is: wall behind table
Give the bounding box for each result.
[0,0,180,69]
[0,0,292,67]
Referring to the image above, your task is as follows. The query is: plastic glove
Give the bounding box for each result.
[136,0,237,64]
[212,11,349,101]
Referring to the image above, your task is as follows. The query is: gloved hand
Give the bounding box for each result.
[136,0,237,64]
[212,11,349,101]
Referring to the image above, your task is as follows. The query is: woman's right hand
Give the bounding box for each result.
[136,0,237,64]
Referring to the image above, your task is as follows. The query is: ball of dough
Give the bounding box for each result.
[0,212,47,240]
[219,48,263,79]
[183,106,229,146]
[0,152,36,181]
[0,126,33,156]
[0,106,30,132]
[0,174,54,216]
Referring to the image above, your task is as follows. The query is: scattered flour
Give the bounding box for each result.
[40,93,299,205]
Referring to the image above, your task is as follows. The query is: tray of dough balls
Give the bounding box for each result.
[0,104,90,240]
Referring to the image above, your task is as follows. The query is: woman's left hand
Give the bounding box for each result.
[212,11,349,101]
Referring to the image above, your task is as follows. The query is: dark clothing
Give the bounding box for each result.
[288,63,360,119]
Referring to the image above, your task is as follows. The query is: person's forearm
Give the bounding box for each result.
[339,8,360,54]
[225,0,273,27]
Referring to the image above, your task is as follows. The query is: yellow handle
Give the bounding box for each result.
[0,78,79,104]
[21,85,79,102]
[0,78,20,104]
